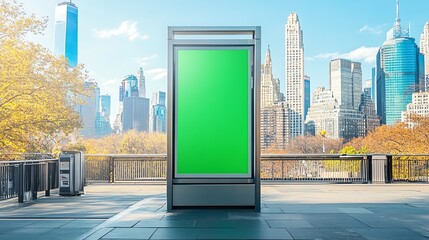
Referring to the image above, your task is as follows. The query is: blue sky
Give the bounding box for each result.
[18,0,429,123]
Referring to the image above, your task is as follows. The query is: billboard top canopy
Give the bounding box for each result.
[168,26,261,40]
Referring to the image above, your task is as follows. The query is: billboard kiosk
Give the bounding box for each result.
[59,151,84,196]
[167,27,261,211]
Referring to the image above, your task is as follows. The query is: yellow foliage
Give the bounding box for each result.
[0,1,89,153]
[81,131,167,154]
[346,115,429,154]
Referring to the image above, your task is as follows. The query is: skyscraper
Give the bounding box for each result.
[260,46,289,149]
[304,75,310,120]
[420,22,429,91]
[330,59,362,110]
[54,2,78,67]
[151,91,167,133]
[402,92,429,122]
[305,87,365,141]
[78,81,99,137]
[360,88,380,136]
[376,0,425,125]
[138,67,146,98]
[123,97,150,132]
[285,12,305,137]
[96,94,112,136]
[116,70,150,133]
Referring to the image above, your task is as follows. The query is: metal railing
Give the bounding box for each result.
[86,154,166,182]
[392,155,429,182]
[85,154,377,183]
[260,154,370,183]
[0,158,58,202]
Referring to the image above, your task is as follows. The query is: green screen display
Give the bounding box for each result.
[176,49,251,176]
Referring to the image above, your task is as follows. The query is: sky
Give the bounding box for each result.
[16,0,429,124]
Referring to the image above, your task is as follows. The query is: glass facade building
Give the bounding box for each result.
[151,91,167,133]
[376,1,425,125]
[54,2,78,68]
[304,76,310,120]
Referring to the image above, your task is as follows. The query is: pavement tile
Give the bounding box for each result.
[134,220,195,228]
[353,228,428,240]
[288,228,367,240]
[104,219,139,228]
[101,227,156,239]
[150,228,199,239]
[194,219,269,228]
[339,207,373,214]
[281,205,342,214]
[197,228,293,239]
[349,213,408,228]
[266,219,313,228]
[306,218,369,228]
[0,220,36,228]
[261,208,283,214]
[60,219,104,229]
[84,227,114,240]
[25,219,73,228]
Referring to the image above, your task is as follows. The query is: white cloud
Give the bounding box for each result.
[314,46,379,64]
[359,24,386,35]
[94,20,148,41]
[137,54,158,66]
[146,68,167,80]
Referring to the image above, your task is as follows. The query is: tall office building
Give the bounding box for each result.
[420,22,429,91]
[54,2,78,67]
[305,87,364,141]
[359,88,380,136]
[78,81,99,137]
[151,91,167,133]
[122,97,150,132]
[260,47,289,149]
[330,59,362,110]
[402,92,429,122]
[376,0,425,125]
[304,75,310,120]
[100,95,111,122]
[261,47,275,108]
[96,94,112,137]
[138,67,146,98]
[371,67,376,102]
[116,70,150,133]
[285,12,305,137]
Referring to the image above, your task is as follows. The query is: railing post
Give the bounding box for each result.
[109,156,115,183]
[18,163,24,203]
[45,163,51,197]
[386,155,393,183]
[367,155,373,184]
[31,164,37,200]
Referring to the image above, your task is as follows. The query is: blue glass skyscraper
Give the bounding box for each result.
[54,2,78,67]
[376,0,424,125]
[304,76,310,120]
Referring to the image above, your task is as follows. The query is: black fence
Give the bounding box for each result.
[84,154,429,184]
[1,154,428,202]
[0,158,58,202]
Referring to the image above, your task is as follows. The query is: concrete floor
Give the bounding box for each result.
[0,183,429,240]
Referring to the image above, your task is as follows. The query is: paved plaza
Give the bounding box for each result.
[0,183,429,239]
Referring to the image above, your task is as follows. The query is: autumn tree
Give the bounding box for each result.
[343,115,429,154]
[286,135,344,154]
[80,131,167,154]
[0,1,89,153]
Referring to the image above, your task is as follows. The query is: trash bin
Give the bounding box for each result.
[59,151,84,196]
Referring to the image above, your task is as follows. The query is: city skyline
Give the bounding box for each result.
[18,0,429,126]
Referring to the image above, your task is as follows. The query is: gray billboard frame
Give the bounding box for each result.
[167,26,261,211]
